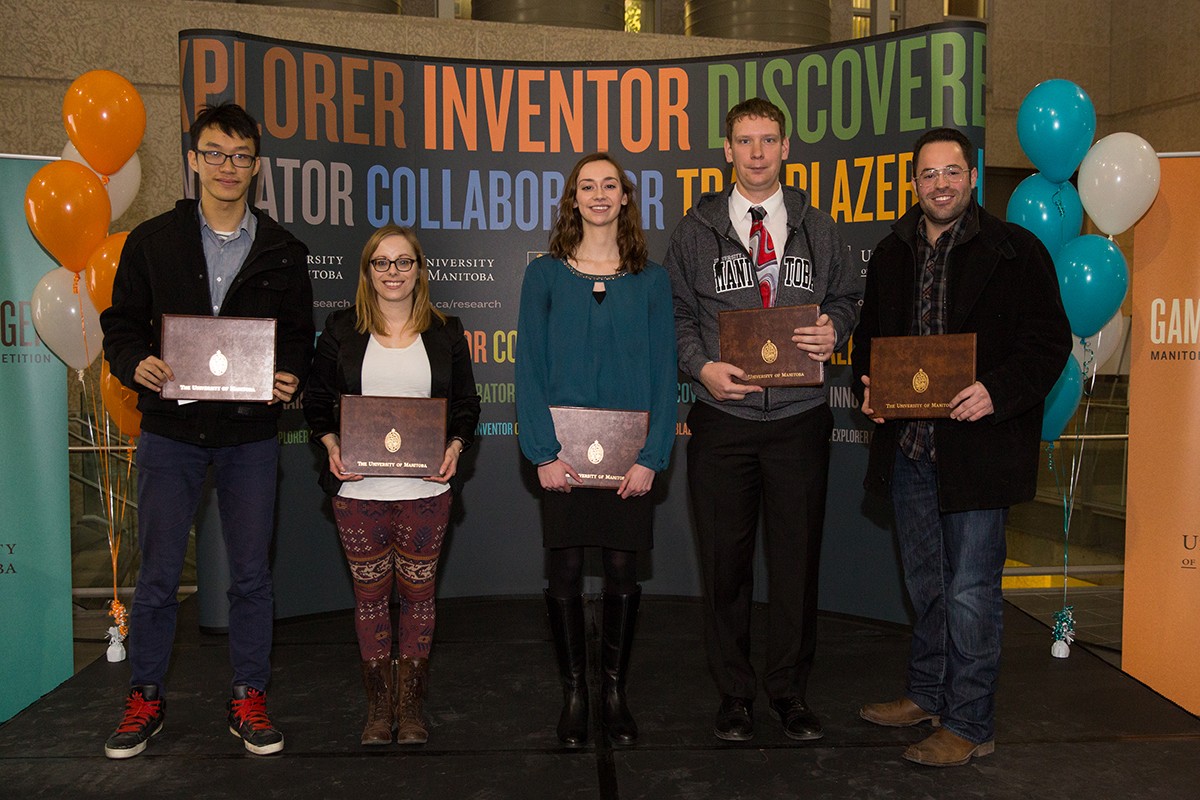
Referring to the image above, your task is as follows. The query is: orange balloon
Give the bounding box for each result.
[62,70,146,176]
[25,161,112,272]
[100,358,141,439]
[85,231,129,313]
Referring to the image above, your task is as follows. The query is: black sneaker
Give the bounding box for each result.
[104,685,165,759]
[227,684,284,755]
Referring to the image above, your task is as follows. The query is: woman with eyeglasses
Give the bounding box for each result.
[303,225,480,746]
[515,152,677,747]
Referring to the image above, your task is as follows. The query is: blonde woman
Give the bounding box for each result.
[304,225,480,746]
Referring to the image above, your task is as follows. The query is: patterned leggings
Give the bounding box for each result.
[331,492,451,662]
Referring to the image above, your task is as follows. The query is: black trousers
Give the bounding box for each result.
[686,400,833,701]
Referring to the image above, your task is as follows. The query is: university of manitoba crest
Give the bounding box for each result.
[384,428,402,453]
[761,339,779,364]
[208,349,228,377]
[587,439,605,465]
[912,368,930,394]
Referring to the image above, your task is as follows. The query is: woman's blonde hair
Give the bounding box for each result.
[354,225,445,336]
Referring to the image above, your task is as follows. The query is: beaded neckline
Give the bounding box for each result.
[563,259,627,282]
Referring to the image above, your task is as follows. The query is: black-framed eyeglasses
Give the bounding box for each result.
[370,257,417,273]
[194,149,257,169]
[914,166,967,186]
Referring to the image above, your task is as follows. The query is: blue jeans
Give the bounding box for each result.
[130,431,280,693]
[892,448,1007,744]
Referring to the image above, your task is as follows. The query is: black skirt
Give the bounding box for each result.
[541,487,653,551]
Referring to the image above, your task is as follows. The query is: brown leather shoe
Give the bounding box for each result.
[903,728,994,767]
[859,697,940,728]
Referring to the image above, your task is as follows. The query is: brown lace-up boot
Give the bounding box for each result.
[360,659,392,745]
[394,656,430,745]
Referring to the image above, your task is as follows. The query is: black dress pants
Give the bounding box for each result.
[686,400,833,701]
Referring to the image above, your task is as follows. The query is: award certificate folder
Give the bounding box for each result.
[339,395,447,477]
[869,333,977,419]
[549,406,649,489]
[160,314,276,401]
[718,304,824,387]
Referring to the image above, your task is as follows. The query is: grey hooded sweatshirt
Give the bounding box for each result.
[663,184,862,421]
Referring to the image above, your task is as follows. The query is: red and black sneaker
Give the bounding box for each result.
[104,685,165,759]
[227,684,284,755]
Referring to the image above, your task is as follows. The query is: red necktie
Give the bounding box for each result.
[749,205,778,307]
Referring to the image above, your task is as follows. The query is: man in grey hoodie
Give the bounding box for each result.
[663,97,860,742]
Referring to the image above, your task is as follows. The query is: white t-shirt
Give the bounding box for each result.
[338,335,450,501]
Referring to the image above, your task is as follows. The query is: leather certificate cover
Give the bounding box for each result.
[718,304,824,387]
[339,395,448,477]
[160,314,276,401]
[549,406,649,489]
[869,333,977,419]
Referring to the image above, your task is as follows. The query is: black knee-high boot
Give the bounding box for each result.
[600,587,641,745]
[545,591,588,746]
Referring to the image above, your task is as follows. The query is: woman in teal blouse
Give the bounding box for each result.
[516,152,677,748]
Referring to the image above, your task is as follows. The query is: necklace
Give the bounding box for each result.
[564,259,625,282]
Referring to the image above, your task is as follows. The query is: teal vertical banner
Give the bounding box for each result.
[0,155,74,722]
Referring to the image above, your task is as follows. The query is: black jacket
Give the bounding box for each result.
[302,308,481,496]
[852,201,1072,512]
[100,200,314,447]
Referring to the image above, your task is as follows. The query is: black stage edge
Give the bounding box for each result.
[3,596,1198,799]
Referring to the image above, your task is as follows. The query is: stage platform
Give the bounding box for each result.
[3,596,1197,799]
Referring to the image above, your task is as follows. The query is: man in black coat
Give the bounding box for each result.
[852,127,1072,767]
[100,103,313,759]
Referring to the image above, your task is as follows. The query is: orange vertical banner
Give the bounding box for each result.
[1126,154,1200,714]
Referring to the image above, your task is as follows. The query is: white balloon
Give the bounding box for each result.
[1072,312,1126,378]
[30,266,103,370]
[1077,132,1161,236]
[61,141,141,222]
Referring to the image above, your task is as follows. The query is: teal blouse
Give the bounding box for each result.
[515,255,678,472]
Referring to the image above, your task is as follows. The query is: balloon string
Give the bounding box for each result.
[1046,353,1093,609]
[73,272,94,368]
[1052,185,1067,245]
[1079,339,1095,398]
[84,360,129,633]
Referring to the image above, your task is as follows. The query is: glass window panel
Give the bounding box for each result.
[945,0,986,18]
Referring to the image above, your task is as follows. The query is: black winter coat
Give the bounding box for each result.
[100,200,314,447]
[852,201,1072,512]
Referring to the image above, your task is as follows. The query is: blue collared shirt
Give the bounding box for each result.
[198,204,257,315]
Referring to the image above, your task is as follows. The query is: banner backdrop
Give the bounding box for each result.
[1126,154,1200,714]
[179,22,986,622]
[0,155,74,722]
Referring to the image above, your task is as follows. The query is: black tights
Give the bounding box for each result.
[546,547,638,598]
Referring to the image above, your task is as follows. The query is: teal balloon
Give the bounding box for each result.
[1054,234,1128,338]
[1017,80,1096,183]
[1042,355,1083,442]
[1006,173,1083,256]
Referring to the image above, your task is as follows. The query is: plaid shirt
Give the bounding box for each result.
[898,202,977,462]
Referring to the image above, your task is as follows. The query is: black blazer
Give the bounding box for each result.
[302,307,481,496]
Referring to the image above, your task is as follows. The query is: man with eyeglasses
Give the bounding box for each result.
[100,103,314,759]
[851,128,1071,766]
